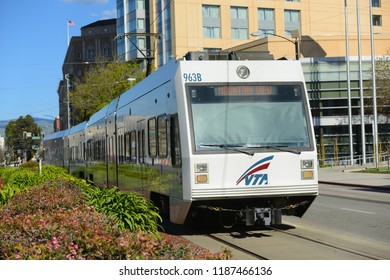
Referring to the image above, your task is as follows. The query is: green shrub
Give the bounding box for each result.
[83,185,162,236]
[1,166,162,236]
[0,166,69,206]
[0,165,231,259]
[0,179,231,260]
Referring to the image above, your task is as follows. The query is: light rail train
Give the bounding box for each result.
[43,57,318,227]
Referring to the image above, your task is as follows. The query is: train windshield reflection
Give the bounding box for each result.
[187,84,312,152]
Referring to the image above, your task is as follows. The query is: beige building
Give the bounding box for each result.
[117,0,390,162]
[163,0,390,61]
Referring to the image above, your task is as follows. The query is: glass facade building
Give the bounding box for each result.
[302,57,390,164]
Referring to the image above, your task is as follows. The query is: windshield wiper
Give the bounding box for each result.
[200,144,254,156]
[249,145,301,155]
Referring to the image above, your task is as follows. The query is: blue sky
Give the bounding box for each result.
[0,0,116,121]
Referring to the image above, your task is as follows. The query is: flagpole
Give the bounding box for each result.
[67,20,70,46]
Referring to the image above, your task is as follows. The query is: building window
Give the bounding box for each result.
[284,10,300,36]
[202,5,221,38]
[372,0,380,7]
[137,18,145,30]
[86,48,95,60]
[138,37,146,50]
[373,15,382,26]
[231,7,248,39]
[137,0,145,10]
[103,47,112,58]
[258,8,275,38]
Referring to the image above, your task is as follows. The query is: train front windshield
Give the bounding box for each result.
[187,84,312,152]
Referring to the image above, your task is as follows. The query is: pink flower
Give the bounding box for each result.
[52,236,60,250]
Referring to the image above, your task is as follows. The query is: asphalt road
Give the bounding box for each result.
[286,183,390,244]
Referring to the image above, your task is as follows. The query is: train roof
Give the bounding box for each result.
[87,102,110,126]
[107,97,119,116]
[116,59,178,110]
[69,121,87,134]
[42,129,67,141]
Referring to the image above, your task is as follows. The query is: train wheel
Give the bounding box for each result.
[219,211,237,229]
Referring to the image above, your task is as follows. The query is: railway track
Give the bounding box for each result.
[165,221,389,260]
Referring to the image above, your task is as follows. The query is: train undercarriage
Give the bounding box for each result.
[152,192,316,229]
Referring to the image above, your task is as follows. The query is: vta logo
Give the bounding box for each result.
[236,156,274,186]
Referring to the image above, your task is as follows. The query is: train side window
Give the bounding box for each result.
[119,135,124,163]
[102,139,106,162]
[148,118,157,158]
[130,131,137,163]
[93,141,97,161]
[82,142,85,161]
[108,137,114,162]
[125,133,131,162]
[171,114,182,167]
[138,130,145,164]
[88,141,90,161]
[158,115,168,158]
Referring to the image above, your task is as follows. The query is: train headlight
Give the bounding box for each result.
[301,159,313,169]
[236,66,250,79]
[195,163,209,184]
[195,163,208,173]
[301,159,314,180]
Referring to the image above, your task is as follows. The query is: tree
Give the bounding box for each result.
[5,115,42,162]
[70,59,144,124]
[366,54,390,117]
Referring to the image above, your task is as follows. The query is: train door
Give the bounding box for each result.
[169,114,183,194]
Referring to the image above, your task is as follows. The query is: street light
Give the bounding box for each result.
[250,30,299,60]
[65,73,73,129]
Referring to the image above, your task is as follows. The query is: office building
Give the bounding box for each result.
[58,19,117,130]
[117,0,390,163]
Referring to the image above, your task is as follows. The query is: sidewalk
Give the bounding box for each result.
[318,165,390,189]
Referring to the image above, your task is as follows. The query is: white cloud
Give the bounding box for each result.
[61,0,109,5]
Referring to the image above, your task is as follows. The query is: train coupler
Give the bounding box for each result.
[244,208,282,226]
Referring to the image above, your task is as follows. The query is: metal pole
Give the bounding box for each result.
[345,0,354,165]
[67,91,70,129]
[369,0,379,167]
[294,39,299,60]
[356,0,366,164]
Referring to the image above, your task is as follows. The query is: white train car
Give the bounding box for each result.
[42,129,68,168]
[43,58,317,227]
[114,58,318,227]
[67,121,87,179]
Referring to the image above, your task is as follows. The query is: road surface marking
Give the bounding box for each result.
[340,208,375,215]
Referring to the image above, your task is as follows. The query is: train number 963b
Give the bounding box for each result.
[183,73,202,82]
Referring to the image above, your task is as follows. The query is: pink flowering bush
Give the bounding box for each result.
[0,178,231,260]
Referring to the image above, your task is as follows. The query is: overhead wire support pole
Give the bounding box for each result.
[114,32,161,77]
[356,0,366,164]
[369,0,379,168]
[345,0,354,165]
[250,31,299,60]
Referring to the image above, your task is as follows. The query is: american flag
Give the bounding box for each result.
[68,20,75,26]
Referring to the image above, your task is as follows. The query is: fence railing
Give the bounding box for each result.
[320,153,390,169]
